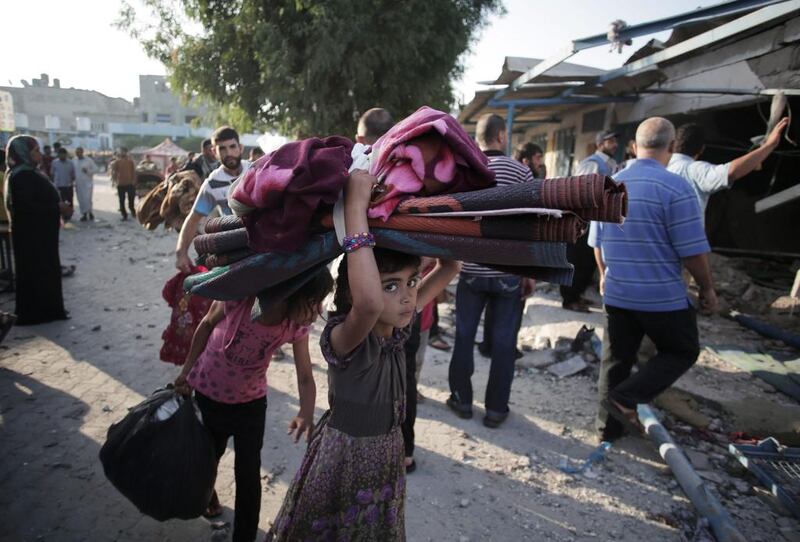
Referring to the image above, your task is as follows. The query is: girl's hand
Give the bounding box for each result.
[288,414,314,443]
[174,370,192,396]
[345,170,378,206]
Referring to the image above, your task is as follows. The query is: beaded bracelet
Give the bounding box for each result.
[342,232,376,253]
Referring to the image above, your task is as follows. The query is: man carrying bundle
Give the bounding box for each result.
[175,126,249,273]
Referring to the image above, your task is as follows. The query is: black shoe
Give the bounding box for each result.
[121,215,128,221]
[405,459,417,474]
[483,409,509,429]
[89,213,95,221]
[446,396,473,419]
[79,214,88,222]
[515,348,524,360]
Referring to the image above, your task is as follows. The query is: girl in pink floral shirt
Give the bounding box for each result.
[175,270,333,542]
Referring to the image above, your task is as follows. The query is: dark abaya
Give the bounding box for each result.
[6,137,67,325]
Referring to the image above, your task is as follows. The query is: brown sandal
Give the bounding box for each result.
[203,490,224,519]
[601,398,644,434]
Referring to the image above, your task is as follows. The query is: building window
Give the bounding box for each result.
[553,127,576,177]
[582,109,605,134]
[156,113,172,123]
[141,112,148,122]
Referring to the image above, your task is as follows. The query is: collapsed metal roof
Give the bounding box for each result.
[458,0,800,130]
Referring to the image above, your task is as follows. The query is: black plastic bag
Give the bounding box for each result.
[99,387,217,521]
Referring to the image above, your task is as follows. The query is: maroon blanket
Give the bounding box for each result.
[230,136,354,253]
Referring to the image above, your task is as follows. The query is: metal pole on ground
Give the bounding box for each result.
[637,404,746,542]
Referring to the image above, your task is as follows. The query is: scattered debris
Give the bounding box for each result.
[728,437,800,519]
[559,442,611,475]
[91,325,101,332]
[548,355,588,379]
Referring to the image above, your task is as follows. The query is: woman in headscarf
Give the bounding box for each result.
[5,135,69,325]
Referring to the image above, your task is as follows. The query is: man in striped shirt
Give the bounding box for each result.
[588,117,718,441]
[447,113,535,429]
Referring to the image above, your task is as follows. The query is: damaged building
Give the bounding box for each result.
[458,0,800,254]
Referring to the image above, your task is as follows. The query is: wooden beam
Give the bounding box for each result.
[754,183,800,213]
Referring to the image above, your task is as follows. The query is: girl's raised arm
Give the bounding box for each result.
[329,171,384,358]
[416,259,461,310]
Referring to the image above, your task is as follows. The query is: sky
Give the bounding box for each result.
[1,0,718,103]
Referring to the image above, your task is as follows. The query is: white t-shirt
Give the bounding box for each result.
[667,153,730,213]
[191,160,251,217]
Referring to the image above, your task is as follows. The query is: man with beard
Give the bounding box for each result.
[175,126,250,272]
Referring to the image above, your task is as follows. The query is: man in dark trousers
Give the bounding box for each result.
[110,147,137,221]
[589,117,717,441]
[562,130,619,312]
[447,113,535,429]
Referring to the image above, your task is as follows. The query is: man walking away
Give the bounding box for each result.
[668,118,788,215]
[73,147,98,221]
[50,147,76,221]
[479,141,544,358]
[589,117,718,441]
[111,147,137,221]
[447,113,535,429]
[561,131,619,312]
[175,126,249,272]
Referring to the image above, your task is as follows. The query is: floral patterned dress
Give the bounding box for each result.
[266,316,409,542]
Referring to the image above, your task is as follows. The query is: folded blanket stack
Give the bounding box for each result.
[186,107,627,300]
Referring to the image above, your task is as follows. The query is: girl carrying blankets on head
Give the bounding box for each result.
[266,170,460,541]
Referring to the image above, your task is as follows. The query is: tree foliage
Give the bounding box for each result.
[119,0,503,137]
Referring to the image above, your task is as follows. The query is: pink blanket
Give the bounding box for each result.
[368,106,495,219]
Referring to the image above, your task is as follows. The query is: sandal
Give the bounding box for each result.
[601,398,644,434]
[405,458,417,474]
[428,336,451,351]
[203,490,224,519]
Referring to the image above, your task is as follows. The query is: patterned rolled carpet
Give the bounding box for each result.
[186,230,573,299]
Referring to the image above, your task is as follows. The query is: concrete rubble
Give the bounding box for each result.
[0,175,798,541]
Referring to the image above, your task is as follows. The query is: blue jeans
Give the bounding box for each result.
[448,274,523,414]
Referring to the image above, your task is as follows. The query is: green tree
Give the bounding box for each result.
[119,0,503,137]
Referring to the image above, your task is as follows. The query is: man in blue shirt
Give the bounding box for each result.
[588,117,718,441]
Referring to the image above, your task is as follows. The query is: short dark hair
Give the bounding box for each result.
[57,147,67,155]
[476,114,506,148]
[201,138,212,150]
[284,267,334,324]
[357,108,394,144]
[514,142,543,162]
[675,123,705,156]
[53,142,62,150]
[212,126,239,145]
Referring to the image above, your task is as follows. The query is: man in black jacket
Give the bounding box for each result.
[181,138,219,179]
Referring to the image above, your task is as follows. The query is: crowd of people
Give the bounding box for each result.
[2,101,789,540]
